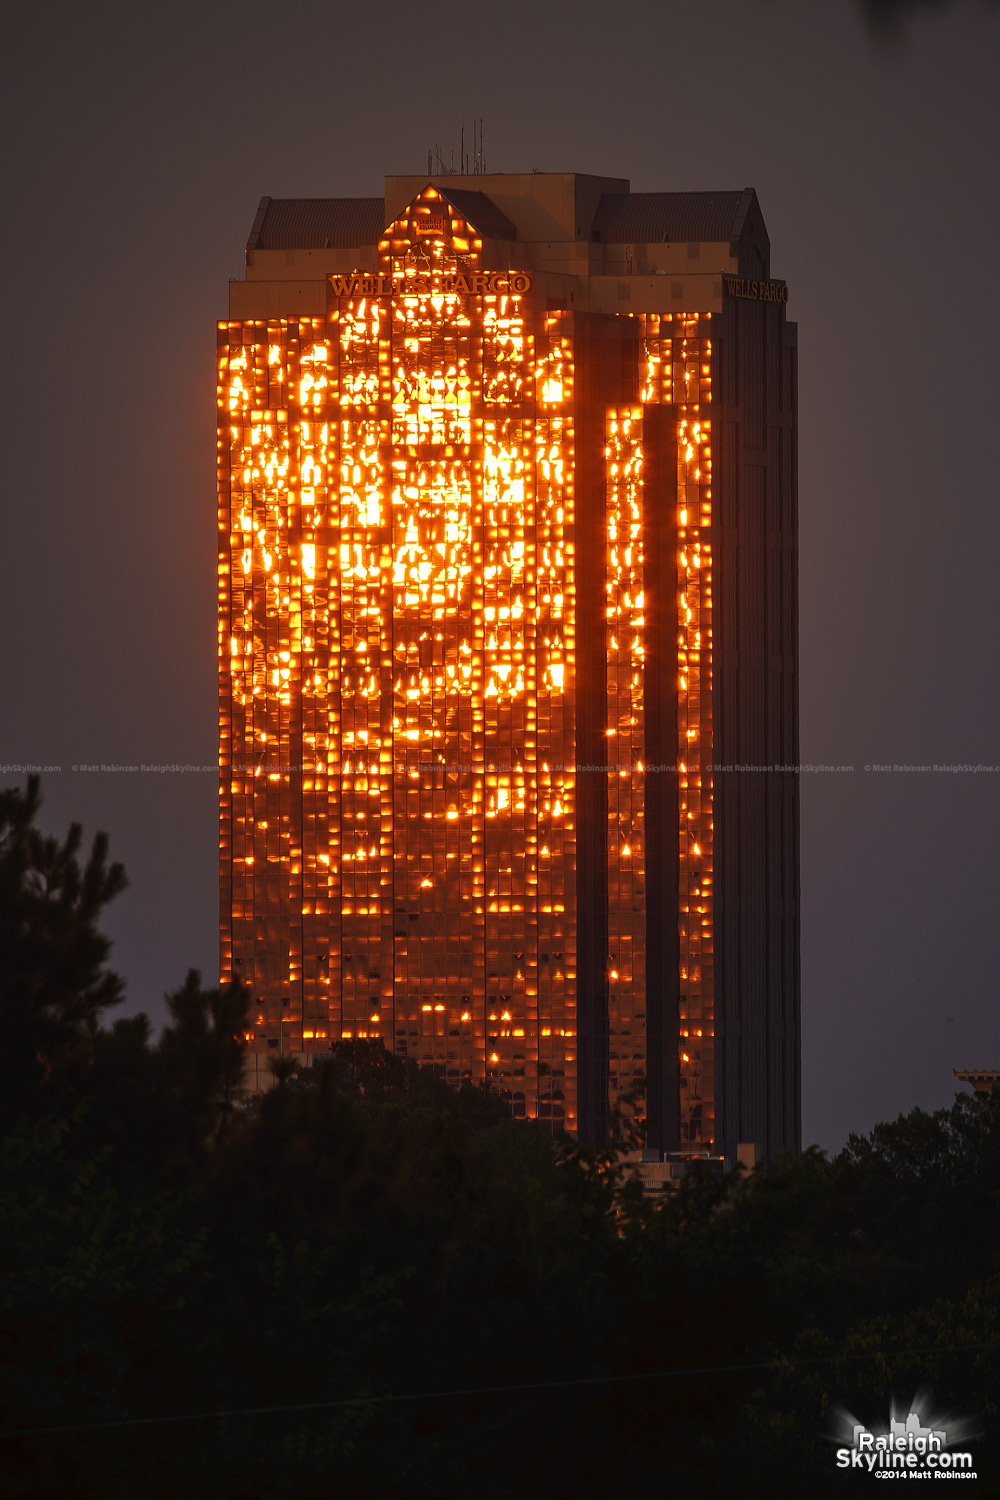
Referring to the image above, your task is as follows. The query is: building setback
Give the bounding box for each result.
[218,171,800,1160]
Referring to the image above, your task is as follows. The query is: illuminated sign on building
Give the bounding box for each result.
[722,275,789,302]
[330,271,533,297]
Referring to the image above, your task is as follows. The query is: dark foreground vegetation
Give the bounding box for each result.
[1,778,997,1497]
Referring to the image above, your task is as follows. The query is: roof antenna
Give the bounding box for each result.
[430,142,456,176]
[472,118,486,175]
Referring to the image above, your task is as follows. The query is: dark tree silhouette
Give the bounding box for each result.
[0,778,997,1499]
[0,775,125,1120]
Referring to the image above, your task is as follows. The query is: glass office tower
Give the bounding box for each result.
[219,173,799,1158]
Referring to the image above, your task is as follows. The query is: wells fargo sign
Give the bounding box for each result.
[723,276,788,304]
[330,271,533,297]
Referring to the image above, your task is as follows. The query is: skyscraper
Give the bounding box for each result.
[219,171,799,1159]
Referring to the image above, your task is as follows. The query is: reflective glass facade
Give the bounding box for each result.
[220,174,799,1156]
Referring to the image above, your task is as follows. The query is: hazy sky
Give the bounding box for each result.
[3,0,998,1152]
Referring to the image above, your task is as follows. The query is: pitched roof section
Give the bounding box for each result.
[247,188,516,254]
[246,185,756,251]
[248,197,386,252]
[433,187,516,240]
[592,190,749,243]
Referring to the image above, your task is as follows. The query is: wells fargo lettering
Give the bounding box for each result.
[330,271,533,297]
[723,276,788,304]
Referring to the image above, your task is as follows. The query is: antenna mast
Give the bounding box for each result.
[427,125,484,178]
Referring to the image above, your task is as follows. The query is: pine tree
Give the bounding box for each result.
[0,775,125,1119]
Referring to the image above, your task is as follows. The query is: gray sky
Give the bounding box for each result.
[3,0,998,1152]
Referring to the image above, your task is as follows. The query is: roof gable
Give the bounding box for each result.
[432,187,516,240]
[248,196,385,252]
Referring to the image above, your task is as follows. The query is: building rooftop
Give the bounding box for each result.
[591,190,751,244]
[245,179,762,252]
[248,196,385,252]
[428,187,517,240]
[954,1068,1000,1093]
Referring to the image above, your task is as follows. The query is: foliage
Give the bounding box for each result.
[0,781,997,1497]
[0,776,125,1121]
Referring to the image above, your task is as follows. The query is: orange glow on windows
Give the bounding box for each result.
[219,185,578,1132]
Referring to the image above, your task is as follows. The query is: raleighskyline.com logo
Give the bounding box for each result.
[832,1392,979,1478]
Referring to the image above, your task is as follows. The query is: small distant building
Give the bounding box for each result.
[954,1068,1000,1095]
